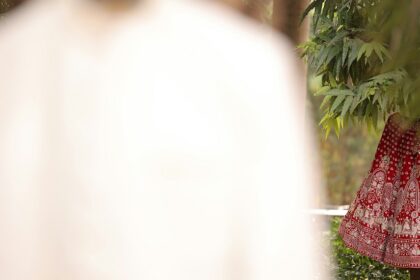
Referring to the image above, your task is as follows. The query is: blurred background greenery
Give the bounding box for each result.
[308,76,382,205]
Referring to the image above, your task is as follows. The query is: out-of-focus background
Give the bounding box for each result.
[0,0,412,279]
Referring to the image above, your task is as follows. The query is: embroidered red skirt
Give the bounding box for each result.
[339,113,420,268]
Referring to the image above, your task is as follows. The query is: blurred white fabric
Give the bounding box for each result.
[0,0,324,279]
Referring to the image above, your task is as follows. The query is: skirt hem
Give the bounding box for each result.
[338,223,420,269]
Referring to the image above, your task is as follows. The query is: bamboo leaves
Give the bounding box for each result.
[357,41,390,63]
[341,95,354,118]
[301,0,419,138]
[347,39,362,69]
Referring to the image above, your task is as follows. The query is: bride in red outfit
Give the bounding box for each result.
[340,113,420,279]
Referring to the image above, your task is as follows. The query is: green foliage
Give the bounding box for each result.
[329,217,409,279]
[318,124,380,204]
[301,0,420,137]
[308,74,382,205]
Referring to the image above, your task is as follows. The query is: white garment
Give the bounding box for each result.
[0,1,322,279]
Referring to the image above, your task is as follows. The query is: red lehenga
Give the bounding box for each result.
[339,113,420,268]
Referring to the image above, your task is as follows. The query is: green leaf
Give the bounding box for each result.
[341,96,354,118]
[334,56,342,77]
[325,46,341,66]
[342,38,350,64]
[328,30,349,46]
[350,94,360,114]
[383,93,389,109]
[333,117,341,137]
[348,39,362,69]
[365,43,374,58]
[320,95,332,109]
[357,42,369,61]
[331,94,346,112]
[314,85,331,96]
[378,44,391,59]
[372,92,379,104]
[313,3,323,30]
[328,72,338,87]
[300,0,323,23]
[324,124,332,140]
[315,46,329,72]
[365,102,373,117]
[372,42,385,62]
[320,89,354,96]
